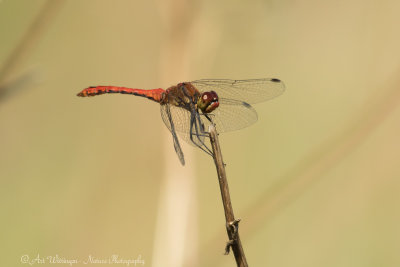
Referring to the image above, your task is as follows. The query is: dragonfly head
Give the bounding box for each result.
[198,91,219,113]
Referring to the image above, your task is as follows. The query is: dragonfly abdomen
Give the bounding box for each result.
[77,86,165,102]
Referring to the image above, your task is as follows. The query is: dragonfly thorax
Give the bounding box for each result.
[198,91,219,113]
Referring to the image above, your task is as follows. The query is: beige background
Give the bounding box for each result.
[1,0,400,266]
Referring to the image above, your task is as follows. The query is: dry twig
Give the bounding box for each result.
[209,124,248,267]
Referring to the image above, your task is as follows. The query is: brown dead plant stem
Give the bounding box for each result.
[209,124,248,267]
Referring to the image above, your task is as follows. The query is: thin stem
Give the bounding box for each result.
[0,0,65,85]
[0,0,65,102]
[208,124,248,267]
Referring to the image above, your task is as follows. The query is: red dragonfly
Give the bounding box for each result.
[77,79,285,165]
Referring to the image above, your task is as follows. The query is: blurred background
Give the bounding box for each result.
[1,0,400,266]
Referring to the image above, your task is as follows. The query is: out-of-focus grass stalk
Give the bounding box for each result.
[151,1,200,266]
[0,70,39,100]
[0,0,65,93]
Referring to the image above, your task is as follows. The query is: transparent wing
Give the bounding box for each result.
[160,103,191,134]
[160,104,185,165]
[160,104,208,150]
[200,98,258,133]
[190,78,285,104]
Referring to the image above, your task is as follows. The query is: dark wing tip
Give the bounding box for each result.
[271,78,281,83]
[242,101,252,108]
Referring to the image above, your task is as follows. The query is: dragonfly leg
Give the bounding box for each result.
[204,113,213,123]
[189,111,213,156]
[203,113,220,136]
[193,112,213,155]
[197,113,219,156]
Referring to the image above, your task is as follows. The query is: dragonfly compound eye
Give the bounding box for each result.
[198,91,219,113]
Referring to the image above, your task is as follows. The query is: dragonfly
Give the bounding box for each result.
[77,78,285,165]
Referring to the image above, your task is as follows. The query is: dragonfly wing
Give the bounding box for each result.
[160,103,190,134]
[173,134,185,165]
[160,104,207,149]
[191,78,285,104]
[160,104,185,165]
[202,98,258,133]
